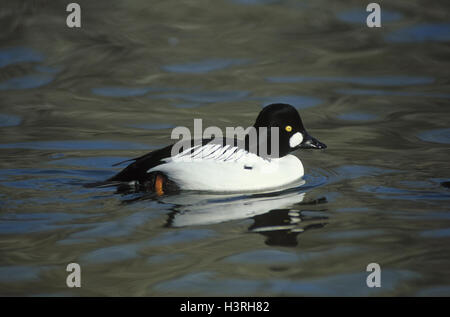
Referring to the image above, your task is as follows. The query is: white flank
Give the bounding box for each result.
[148,143,304,192]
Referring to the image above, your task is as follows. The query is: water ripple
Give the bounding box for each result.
[337,8,403,24]
[0,47,44,68]
[337,112,378,121]
[385,23,450,43]
[0,113,21,127]
[267,76,432,86]
[153,269,419,296]
[336,88,450,99]
[0,74,54,90]
[150,90,250,104]
[417,128,450,145]
[91,86,153,97]
[0,140,152,150]
[260,95,322,109]
[162,58,250,74]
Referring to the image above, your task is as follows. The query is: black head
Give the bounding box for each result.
[250,103,326,157]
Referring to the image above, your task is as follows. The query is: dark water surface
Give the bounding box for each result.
[0,0,449,296]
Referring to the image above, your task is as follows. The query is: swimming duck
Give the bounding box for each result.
[106,103,326,194]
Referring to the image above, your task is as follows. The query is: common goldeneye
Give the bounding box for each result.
[106,103,326,194]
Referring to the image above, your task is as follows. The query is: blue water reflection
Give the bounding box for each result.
[386,23,450,43]
[150,90,250,105]
[91,86,154,97]
[0,74,54,90]
[0,47,43,68]
[0,140,151,150]
[0,212,94,235]
[0,266,53,283]
[260,95,322,109]
[0,114,21,127]
[128,123,175,130]
[49,156,131,169]
[337,88,450,98]
[229,0,280,5]
[359,185,450,201]
[337,112,378,121]
[162,58,250,73]
[153,269,418,296]
[418,128,450,145]
[267,76,433,86]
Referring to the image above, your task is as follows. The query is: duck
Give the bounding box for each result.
[105,103,326,194]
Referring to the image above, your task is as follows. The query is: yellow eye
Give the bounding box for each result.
[285,125,292,132]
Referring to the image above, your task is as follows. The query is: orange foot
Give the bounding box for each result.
[154,174,165,196]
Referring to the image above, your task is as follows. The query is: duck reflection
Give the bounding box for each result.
[248,198,327,247]
[119,180,328,247]
[157,187,328,247]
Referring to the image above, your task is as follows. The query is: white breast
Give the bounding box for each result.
[147,144,304,192]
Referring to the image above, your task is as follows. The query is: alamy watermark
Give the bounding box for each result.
[169,119,281,161]
[366,263,381,288]
[66,263,81,288]
[66,3,81,28]
[366,3,382,28]
[65,3,382,29]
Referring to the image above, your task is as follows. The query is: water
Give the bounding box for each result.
[0,0,449,296]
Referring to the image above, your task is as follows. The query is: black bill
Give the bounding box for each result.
[299,132,327,149]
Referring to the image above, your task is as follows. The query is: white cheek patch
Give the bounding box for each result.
[289,132,303,148]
